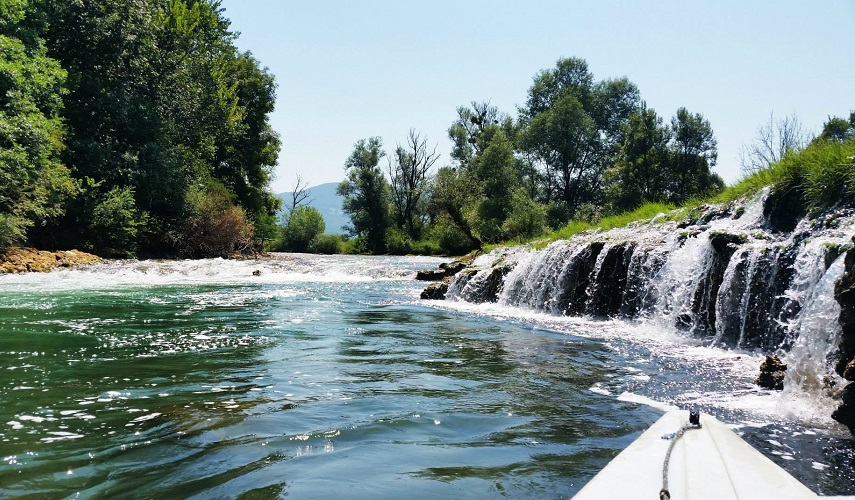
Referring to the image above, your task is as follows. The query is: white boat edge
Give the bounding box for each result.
[572,409,853,499]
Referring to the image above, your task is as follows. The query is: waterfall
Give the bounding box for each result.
[443,188,855,358]
[780,255,847,416]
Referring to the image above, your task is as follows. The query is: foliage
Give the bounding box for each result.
[32,0,280,253]
[519,57,641,218]
[177,184,254,258]
[308,233,343,254]
[502,188,547,241]
[281,205,325,253]
[337,137,392,253]
[0,10,73,249]
[70,179,145,257]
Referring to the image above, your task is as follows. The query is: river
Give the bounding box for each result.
[0,254,853,498]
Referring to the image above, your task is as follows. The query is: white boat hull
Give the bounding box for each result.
[573,410,844,499]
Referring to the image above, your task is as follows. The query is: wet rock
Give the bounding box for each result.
[415,259,469,281]
[834,237,855,381]
[831,382,855,433]
[252,269,261,276]
[420,281,449,300]
[708,231,748,254]
[763,185,807,234]
[755,355,787,390]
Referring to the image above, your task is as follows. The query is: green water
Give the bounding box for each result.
[0,255,852,498]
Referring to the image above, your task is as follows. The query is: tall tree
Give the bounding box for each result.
[668,107,722,203]
[337,137,391,253]
[0,0,74,248]
[604,107,671,212]
[388,129,438,240]
[519,57,641,220]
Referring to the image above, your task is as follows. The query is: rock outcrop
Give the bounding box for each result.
[0,247,101,273]
[833,237,855,432]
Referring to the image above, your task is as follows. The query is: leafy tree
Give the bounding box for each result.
[337,137,391,253]
[818,112,855,142]
[604,107,671,212]
[282,205,325,253]
[519,57,641,219]
[430,166,481,249]
[388,129,438,240]
[502,188,547,241]
[0,2,74,249]
[472,128,518,242]
[668,107,723,203]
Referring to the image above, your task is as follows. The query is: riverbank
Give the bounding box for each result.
[0,247,101,273]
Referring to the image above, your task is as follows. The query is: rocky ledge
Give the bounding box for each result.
[833,236,855,432]
[0,247,101,273]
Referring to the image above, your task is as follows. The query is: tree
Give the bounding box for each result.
[430,166,481,250]
[604,107,671,212]
[282,205,324,253]
[519,57,641,220]
[740,112,811,173]
[817,112,855,142]
[337,137,391,253]
[668,107,723,203]
[388,129,438,240]
[0,2,74,249]
[472,128,519,242]
[288,174,311,213]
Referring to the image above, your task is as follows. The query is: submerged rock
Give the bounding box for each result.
[755,355,787,390]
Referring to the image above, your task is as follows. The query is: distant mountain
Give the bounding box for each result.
[277,182,349,234]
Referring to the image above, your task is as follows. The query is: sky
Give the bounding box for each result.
[218,0,855,193]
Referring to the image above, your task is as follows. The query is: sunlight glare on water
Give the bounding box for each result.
[0,254,853,498]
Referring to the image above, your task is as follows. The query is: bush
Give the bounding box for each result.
[434,219,478,255]
[502,189,547,242]
[177,184,254,258]
[282,206,325,252]
[309,233,343,254]
[385,227,413,255]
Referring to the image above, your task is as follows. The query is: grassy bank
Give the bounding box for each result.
[521,137,855,249]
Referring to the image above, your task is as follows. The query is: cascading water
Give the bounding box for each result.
[443,188,855,410]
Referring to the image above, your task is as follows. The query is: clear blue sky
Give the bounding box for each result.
[219,0,855,193]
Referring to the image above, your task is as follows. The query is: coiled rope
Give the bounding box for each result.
[659,411,702,500]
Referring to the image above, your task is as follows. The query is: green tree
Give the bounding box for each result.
[430,166,481,250]
[604,107,671,212]
[282,205,325,253]
[337,137,391,253]
[668,107,723,203]
[0,2,74,249]
[519,57,641,220]
[818,112,855,142]
[472,128,518,242]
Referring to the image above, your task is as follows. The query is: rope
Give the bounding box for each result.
[659,413,702,500]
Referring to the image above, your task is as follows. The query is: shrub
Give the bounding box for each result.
[282,206,325,252]
[178,184,254,258]
[309,233,343,254]
[502,188,547,242]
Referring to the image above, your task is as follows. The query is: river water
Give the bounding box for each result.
[0,254,853,498]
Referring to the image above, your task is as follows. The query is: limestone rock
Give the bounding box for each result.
[0,247,101,273]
